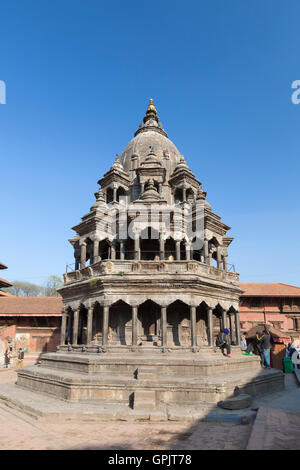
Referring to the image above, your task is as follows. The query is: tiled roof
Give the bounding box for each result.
[240,283,300,297]
[0,277,13,288]
[0,262,8,270]
[0,291,14,297]
[0,297,63,316]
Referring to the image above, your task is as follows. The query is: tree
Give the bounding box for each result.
[6,281,43,297]
[4,275,63,297]
[42,275,63,297]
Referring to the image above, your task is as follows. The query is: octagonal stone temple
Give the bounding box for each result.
[16,100,284,417]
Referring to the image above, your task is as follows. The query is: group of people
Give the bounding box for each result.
[240,328,272,368]
[0,347,25,369]
[215,326,272,369]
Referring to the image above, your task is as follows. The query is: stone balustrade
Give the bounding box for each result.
[63,259,239,285]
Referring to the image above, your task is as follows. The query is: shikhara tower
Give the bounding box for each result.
[16,100,283,411]
[59,99,242,351]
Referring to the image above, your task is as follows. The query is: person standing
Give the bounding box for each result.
[17,348,24,369]
[260,328,272,369]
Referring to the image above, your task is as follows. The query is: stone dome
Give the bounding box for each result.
[119,99,181,180]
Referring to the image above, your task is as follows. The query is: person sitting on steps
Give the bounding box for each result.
[216,329,232,357]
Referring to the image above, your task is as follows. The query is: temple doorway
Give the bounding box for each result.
[138,300,160,343]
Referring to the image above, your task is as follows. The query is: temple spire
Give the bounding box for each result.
[134,98,168,138]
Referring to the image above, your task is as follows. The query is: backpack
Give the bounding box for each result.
[216,332,225,347]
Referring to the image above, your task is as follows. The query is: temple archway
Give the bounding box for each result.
[78,305,88,345]
[196,302,209,346]
[138,300,160,343]
[109,300,131,345]
[92,302,103,344]
[140,227,160,260]
[167,300,190,346]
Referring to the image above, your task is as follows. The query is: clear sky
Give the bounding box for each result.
[0,0,299,286]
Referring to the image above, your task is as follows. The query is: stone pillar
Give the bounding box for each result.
[295,317,300,331]
[72,308,79,345]
[160,236,165,260]
[223,255,228,271]
[176,240,181,260]
[80,243,87,269]
[186,244,191,261]
[158,183,162,195]
[102,305,109,347]
[134,236,140,261]
[60,310,67,345]
[190,306,197,347]
[67,312,72,343]
[120,240,125,260]
[217,246,222,269]
[111,241,116,260]
[182,187,187,202]
[141,183,144,195]
[93,239,99,263]
[235,311,241,345]
[132,305,138,346]
[113,186,117,202]
[222,309,227,330]
[161,306,167,347]
[87,306,94,344]
[204,239,209,264]
[207,307,213,346]
[229,313,235,344]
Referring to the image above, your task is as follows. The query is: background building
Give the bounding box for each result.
[240,282,300,339]
[0,296,62,354]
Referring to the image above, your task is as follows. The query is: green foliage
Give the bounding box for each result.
[90,278,100,286]
[118,271,125,276]
[5,275,63,297]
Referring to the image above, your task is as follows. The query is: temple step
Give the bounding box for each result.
[134,390,156,410]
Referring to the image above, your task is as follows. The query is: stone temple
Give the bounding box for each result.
[16,100,283,417]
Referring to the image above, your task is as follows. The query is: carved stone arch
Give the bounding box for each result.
[167,299,190,347]
[196,301,209,346]
[109,299,132,346]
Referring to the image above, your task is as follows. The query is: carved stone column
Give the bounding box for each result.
[235,310,241,345]
[159,236,165,260]
[80,243,87,269]
[223,255,228,271]
[134,236,140,261]
[72,308,79,345]
[217,246,222,269]
[161,306,167,347]
[190,306,197,347]
[111,240,116,260]
[222,309,227,330]
[207,307,213,346]
[132,305,138,346]
[120,240,125,260]
[113,186,117,203]
[176,240,181,260]
[102,305,109,347]
[204,239,209,264]
[60,309,67,345]
[186,244,191,261]
[229,313,235,344]
[93,239,100,263]
[87,306,94,344]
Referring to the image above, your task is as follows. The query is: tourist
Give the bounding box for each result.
[4,349,10,369]
[216,328,232,357]
[260,328,272,369]
[241,333,247,351]
[17,348,24,369]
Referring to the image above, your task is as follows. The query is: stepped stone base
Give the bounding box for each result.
[13,349,284,415]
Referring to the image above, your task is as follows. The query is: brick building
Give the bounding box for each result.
[239,283,300,339]
[0,297,62,354]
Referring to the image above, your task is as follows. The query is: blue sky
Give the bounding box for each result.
[0,0,299,285]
